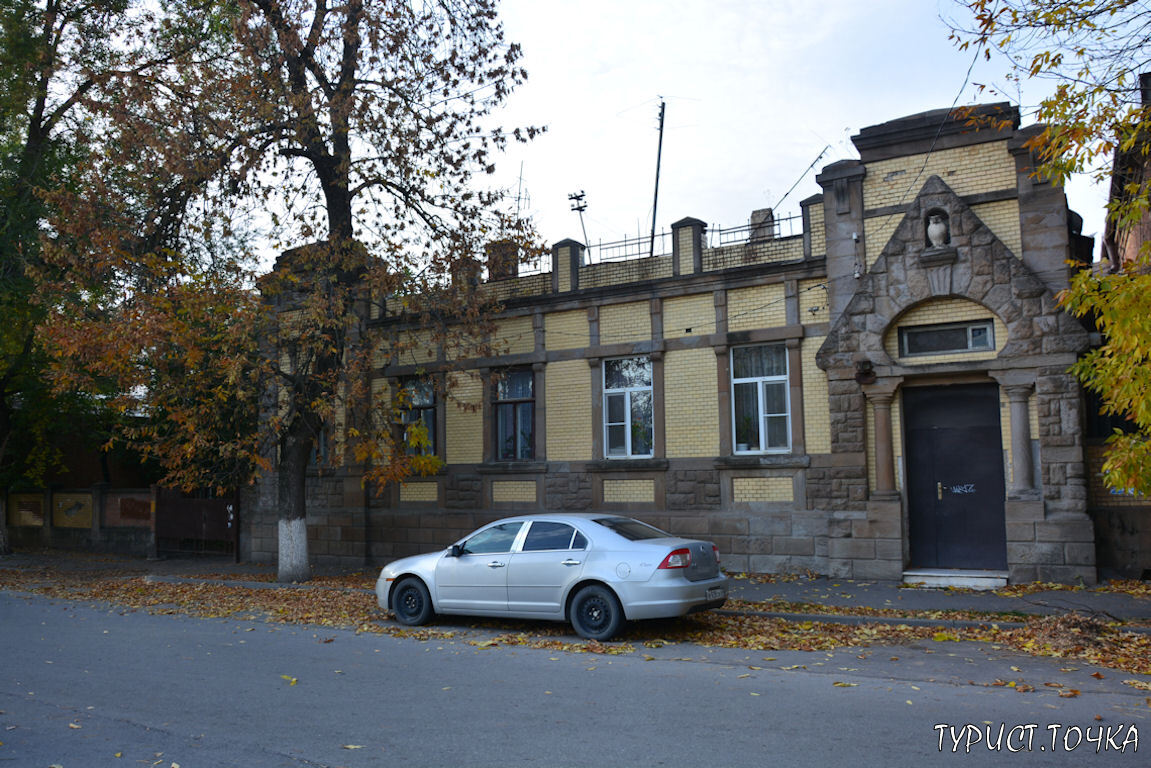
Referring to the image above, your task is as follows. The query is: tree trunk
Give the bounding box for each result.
[0,495,10,557]
[0,399,11,555]
[276,419,314,583]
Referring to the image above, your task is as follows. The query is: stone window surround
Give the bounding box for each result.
[490,367,536,462]
[600,355,656,459]
[730,343,792,454]
[397,376,440,458]
[715,337,806,459]
[898,319,995,358]
[479,363,547,465]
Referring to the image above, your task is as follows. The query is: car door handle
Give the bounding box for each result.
[487,561,506,568]
[561,559,582,566]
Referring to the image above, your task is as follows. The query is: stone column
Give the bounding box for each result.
[862,379,903,500]
[814,160,866,322]
[1004,383,1037,498]
[872,393,897,497]
[991,371,1040,501]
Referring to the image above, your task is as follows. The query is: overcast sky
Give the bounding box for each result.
[491,0,1108,258]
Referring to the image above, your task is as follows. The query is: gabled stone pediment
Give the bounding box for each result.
[816,175,1089,372]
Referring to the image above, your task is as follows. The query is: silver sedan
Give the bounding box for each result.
[376,513,728,640]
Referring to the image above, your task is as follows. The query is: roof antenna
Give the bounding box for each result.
[568,190,590,257]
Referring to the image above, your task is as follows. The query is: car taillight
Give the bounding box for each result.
[712,544,721,564]
[658,548,691,569]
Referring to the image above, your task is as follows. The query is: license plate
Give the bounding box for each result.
[706,587,724,601]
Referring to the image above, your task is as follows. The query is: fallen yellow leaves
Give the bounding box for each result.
[3,567,1151,675]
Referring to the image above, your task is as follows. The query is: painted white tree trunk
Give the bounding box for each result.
[0,496,9,555]
[278,517,310,582]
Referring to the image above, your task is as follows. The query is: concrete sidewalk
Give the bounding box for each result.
[727,574,1151,627]
[3,549,1150,625]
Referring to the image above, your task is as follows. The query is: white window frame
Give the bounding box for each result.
[898,320,994,358]
[603,357,653,459]
[731,345,790,454]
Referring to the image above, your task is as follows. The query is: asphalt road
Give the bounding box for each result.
[1,591,1147,767]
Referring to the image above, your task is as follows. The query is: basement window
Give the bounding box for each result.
[899,320,994,357]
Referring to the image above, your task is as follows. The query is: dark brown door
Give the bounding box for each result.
[904,384,1007,570]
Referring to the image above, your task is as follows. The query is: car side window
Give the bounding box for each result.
[460,522,522,555]
[521,521,580,552]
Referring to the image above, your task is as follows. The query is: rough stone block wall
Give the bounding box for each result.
[445,474,482,510]
[1004,500,1095,583]
[545,473,593,511]
[666,470,721,511]
[807,462,869,512]
[1036,367,1089,517]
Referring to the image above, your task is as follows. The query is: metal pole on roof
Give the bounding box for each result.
[649,99,666,259]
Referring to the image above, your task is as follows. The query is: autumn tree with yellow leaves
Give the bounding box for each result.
[952,0,1151,494]
[44,0,541,580]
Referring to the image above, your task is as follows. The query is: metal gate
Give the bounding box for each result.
[154,489,238,555]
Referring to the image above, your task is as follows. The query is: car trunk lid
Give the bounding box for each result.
[682,540,720,582]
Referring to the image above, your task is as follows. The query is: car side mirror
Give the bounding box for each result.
[449,544,463,558]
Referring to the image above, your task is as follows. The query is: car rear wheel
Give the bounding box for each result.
[392,577,433,626]
[570,584,623,640]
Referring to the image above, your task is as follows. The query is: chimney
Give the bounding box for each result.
[485,239,519,281]
[750,208,775,241]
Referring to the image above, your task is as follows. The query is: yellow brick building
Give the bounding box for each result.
[247,102,1108,586]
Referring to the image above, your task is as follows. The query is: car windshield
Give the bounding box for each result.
[593,516,671,541]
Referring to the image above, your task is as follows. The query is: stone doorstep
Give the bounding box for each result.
[902,568,1008,591]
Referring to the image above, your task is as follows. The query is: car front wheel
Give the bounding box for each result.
[570,584,623,640]
[392,577,433,626]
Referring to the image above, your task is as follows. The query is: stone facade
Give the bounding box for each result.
[245,102,1112,584]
